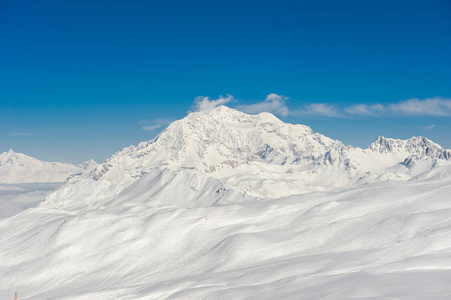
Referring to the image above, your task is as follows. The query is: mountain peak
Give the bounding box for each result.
[369,136,403,153]
[0,150,85,183]
[192,105,239,117]
[196,105,248,118]
[406,136,441,149]
[80,159,98,171]
[368,135,449,161]
[1,149,18,161]
[1,148,15,158]
[209,105,234,113]
[194,106,283,123]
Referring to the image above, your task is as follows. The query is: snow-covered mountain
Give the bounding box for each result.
[0,149,97,183]
[2,106,451,299]
[43,106,451,208]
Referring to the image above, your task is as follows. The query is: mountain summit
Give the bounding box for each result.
[42,106,451,209]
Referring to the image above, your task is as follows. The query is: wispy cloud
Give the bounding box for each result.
[344,97,451,117]
[141,118,174,131]
[388,97,451,116]
[12,132,34,136]
[189,94,451,120]
[235,94,340,118]
[235,94,341,118]
[422,124,436,130]
[192,95,234,112]
[236,93,289,116]
[293,103,343,118]
[345,104,384,116]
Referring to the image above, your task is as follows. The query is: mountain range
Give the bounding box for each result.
[43,106,451,208]
[0,149,97,183]
[1,106,451,299]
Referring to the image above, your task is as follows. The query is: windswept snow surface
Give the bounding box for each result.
[1,107,451,299]
[1,167,451,299]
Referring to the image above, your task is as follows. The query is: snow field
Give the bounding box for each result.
[1,167,450,299]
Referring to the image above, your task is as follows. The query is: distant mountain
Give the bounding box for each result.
[43,106,451,209]
[0,149,97,183]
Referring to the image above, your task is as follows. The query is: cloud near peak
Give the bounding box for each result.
[187,94,451,119]
[236,93,289,116]
[142,95,450,135]
[192,95,234,112]
[141,118,174,132]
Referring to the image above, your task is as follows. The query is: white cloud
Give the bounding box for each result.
[422,124,436,130]
[141,124,163,131]
[345,104,384,116]
[304,103,342,117]
[193,94,451,120]
[141,118,174,132]
[388,97,451,116]
[12,132,34,136]
[235,94,341,118]
[292,103,342,118]
[236,93,289,116]
[192,95,234,112]
[344,97,451,117]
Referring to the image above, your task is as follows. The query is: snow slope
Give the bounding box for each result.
[1,106,451,299]
[1,165,451,299]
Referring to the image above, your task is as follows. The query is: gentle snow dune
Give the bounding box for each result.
[1,166,451,299]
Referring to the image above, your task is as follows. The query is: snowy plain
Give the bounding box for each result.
[1,107,451,299]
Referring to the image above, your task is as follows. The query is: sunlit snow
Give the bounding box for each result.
[1,107,450,299]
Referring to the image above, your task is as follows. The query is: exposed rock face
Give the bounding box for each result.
[370,136,449,160]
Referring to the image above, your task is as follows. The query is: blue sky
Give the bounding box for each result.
[1,0,450,163]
